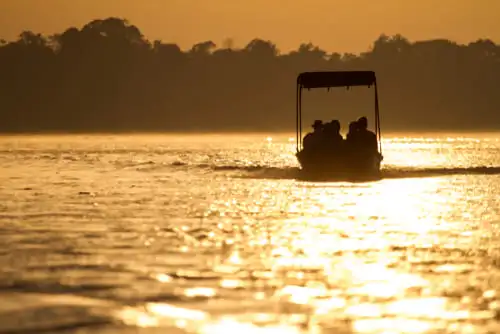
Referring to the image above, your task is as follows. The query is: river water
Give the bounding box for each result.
[1,133,500,334]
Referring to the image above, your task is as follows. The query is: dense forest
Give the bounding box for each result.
[1,17,499,133]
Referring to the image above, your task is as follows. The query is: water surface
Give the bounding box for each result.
[1,133,500,333]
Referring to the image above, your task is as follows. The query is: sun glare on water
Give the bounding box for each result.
[3,134,498,333]
[113,152,483,333]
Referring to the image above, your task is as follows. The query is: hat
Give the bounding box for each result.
[312,120,323,128]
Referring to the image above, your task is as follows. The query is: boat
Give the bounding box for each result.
[295,70,383,181]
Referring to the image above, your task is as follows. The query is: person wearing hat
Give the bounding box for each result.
[303,120,323,151]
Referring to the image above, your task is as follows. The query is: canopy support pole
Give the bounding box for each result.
[295,83,299,153]
[299,86,302,151]
[295,83,303,153]
[374,82,382,155]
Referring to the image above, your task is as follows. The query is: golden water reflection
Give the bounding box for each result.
[115,168,494,333]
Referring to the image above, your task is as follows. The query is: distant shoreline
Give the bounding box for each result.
[2,18,500,134]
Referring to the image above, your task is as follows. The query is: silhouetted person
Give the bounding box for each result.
[325,120,343,142]
[356,116,378,154]
[303,120,323,151]
[346,121,358,142]
[322,119,343,153]
[344,120,359,154]
[324,119,344,163]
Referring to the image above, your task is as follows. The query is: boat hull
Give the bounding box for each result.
[296,150,382,181]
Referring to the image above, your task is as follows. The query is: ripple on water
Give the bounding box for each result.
[2,134,500,333]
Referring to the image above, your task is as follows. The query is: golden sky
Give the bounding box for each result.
[0,0,498,52]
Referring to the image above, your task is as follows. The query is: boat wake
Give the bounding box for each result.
[169,162,500,181]
[382,166,500,179]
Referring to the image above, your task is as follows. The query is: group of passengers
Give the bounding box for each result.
[302,116,379,159]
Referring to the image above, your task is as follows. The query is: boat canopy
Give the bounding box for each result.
[297,71,376,89]
[295,70,382,154]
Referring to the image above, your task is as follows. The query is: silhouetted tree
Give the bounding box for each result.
[190,41,216,56]
[0,17,499,133]
[244,39,279,58]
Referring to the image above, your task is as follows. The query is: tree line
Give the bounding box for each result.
[1,17,499,133]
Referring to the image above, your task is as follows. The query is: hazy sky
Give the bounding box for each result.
[0,0,498,53]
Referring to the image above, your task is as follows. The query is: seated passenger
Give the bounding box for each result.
[356,116,378,154]
[326,120,343,144]
[343,120,359,162]
[315,120,344,165]
[346,121,359,142]
[303,120,324,151]
[323,119,343,148]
